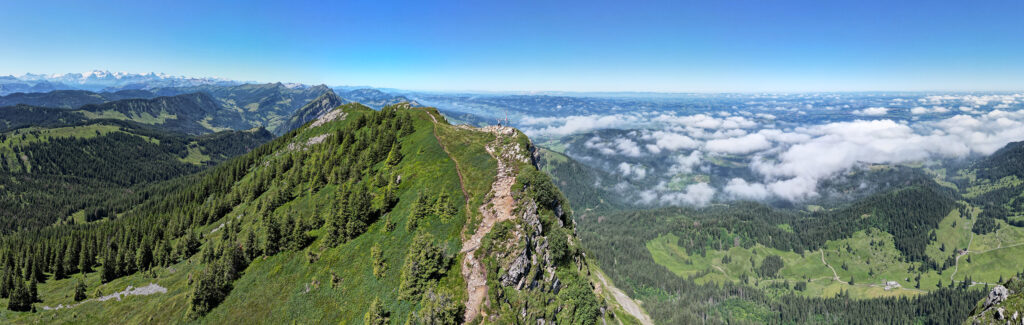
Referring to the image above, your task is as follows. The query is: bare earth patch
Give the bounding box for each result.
[42,283,168,311]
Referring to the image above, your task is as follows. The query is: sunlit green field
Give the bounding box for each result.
[647,204,1024,300]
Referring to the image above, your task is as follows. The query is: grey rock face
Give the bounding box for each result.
[501,248,531,288]
[986,286,1011,309]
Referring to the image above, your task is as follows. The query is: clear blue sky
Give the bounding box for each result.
[1,0,1022,92]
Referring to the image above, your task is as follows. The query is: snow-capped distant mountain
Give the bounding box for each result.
[9,70,246,93]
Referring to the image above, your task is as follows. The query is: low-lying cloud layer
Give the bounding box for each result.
[519,93,1024,206]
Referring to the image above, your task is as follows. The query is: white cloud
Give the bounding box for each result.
[724,178,770,200]
[852,107,889,116]
[655,183,716,207]
[750,114,1024,200]
[618,162,647,180]
[520,114,641,136]
[766,176,819,202]
[910,106,950,115]
[653,114,758,130]
[641,131,700,153]
[705,133,772,154]
[668,151,703,174]
[584,137,644,157]
[757,129,812,144]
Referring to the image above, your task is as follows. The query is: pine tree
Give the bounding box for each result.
[28,278,38,303]
[136,242,153,272]
[408,194,431,231]
[101,248,118,283]
[398,233,447,300]
[0,272,11,298]
[371,244,386,278]
[364,297,389,325]
[74,278,88,302]
[7,278,31,311]
[242,229,259,260]
[53,257,66,280]
[79,244,94,274]
[64,243,79,274]
[433,193,457,222]
[384,144,403,166]
[288,216,310,251]
[263,215,282,256]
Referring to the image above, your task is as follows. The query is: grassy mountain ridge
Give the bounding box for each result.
[0,103,607,324]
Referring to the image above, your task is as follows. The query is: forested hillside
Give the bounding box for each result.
[0,103,611,324]
[548,139,1024,324]
[0,89,158,109]
[0,120,272,234]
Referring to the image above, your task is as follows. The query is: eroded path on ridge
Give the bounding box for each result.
[459,127,519,323]
[425,112,518,323]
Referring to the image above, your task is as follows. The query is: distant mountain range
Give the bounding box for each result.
[0,81,421,136]
[2,70,242,94]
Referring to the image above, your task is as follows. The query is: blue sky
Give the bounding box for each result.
[1,0,1022,92]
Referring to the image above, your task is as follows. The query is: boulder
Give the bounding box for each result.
[986,286,1011,309]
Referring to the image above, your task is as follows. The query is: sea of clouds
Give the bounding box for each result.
[518,93,1024,206]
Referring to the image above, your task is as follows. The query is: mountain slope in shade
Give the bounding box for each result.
[272,89,346,134]
[0,89,159,109]
[0,104,88,131]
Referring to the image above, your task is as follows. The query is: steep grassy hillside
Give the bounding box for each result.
[0,104,612,324]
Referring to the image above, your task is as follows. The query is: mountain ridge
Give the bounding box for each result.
[0,103,620,324]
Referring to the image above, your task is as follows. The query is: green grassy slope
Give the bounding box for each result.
[0,104,605,324]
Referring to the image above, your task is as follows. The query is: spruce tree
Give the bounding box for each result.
[7,278,31,312]
[74,278,88,302]
[101,249,118,283]
[53,257,66,280]
[79,244,93,274]
[28,278,38,303]
[263,215,282,256]
[136,242,153,272]
[364,297,388,325]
